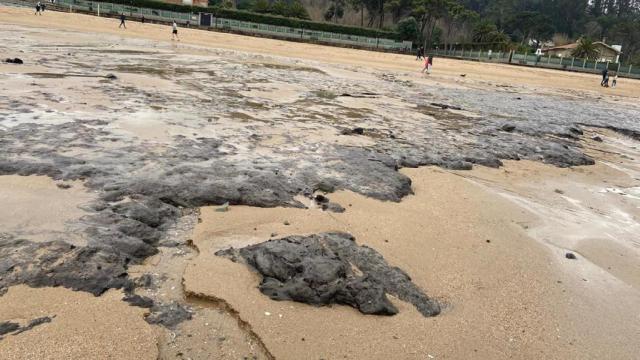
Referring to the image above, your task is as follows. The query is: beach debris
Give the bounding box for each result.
[5,58,23,64]
[554,189,564,194]
[430,103,463,110]
[341,127,365,135]
[215,202,230,212]
[322,202,345,213]
[104,73,118,80]
[565,252,577,260]
[283,220,290,225]
[13,316,53,335]
[56,183,72,189]
[0,322,20,336]
[216,232,440,317]
[144,302,192,328]
[501,124,516,132]
[123,294,154,308]
[592,135,603,142]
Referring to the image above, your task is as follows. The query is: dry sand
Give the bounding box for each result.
[1,6,639,101]
[0,285,159,360]
[1,5,640,360]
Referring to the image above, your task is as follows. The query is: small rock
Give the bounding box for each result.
[501,124,516,132]
[554,189,564,194]
[591,136,603,142]
[56,183,72,189]
[283,220,290,226]
[314,194,329,203]
[485,239,491,243]
[264,312,271,316]
[104,73,117,80]
[565,252,577,260]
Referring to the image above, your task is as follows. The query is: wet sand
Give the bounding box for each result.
[184,156,640,359]
[0,175,93,244]
[1,6,639,100]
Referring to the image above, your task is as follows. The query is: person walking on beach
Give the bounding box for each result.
[141,15,145,24]
[612,73,618,88]
[171,21,179,41]
[119,13,126,29]
[601,68,608,87]
[421,55,433,74]
[41,2,45,12]
[35,2,41,15]
[416,46,424,60]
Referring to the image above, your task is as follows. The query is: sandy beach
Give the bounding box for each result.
[1,4,639,359]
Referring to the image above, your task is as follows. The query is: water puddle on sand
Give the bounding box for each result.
[0,175,93,245]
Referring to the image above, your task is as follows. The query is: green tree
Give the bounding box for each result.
[252,0,270,13]
[396,16,419,41]
[325,0,346,22]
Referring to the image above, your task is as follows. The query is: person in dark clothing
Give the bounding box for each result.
[601,68,608,86]
[141,15,145,24]
[119,14,126,29]
[41,3,45,12]
[35,2,41,15]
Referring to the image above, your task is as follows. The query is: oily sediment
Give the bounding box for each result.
[1,25,640,308]
[216,232,441,316]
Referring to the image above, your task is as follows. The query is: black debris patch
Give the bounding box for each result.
[341,127,365,135]
[0,236,131,296]
[5,58,23,64]
[216,232,440,317]
[430,103,463,110]
[123,294,154,308]
[565,252,577,260]
[13,316,53,335]
[144,302,192,328]
[0,322,20,336]
[501,124,516,132]
[322,202,345,213]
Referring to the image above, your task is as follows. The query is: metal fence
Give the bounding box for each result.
[49,0,411,51]
[429,48,640,79]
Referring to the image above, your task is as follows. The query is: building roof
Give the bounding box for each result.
[542,41,621,54]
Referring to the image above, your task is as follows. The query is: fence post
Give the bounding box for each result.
[594,60,598,69]
[582,58,586,68]
[570,57,574,68]
[629,65,633,74]
[524,51,528,64]
[617,62,621,72]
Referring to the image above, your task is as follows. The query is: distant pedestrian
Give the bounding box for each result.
[119,13,126,29]
[35,2,41,15]
[41,2,45,12]
[612,74,618,88]
[141,15,145,24]
[171,21,179,41]
[601,68,608,87]
[416,46,424,60]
